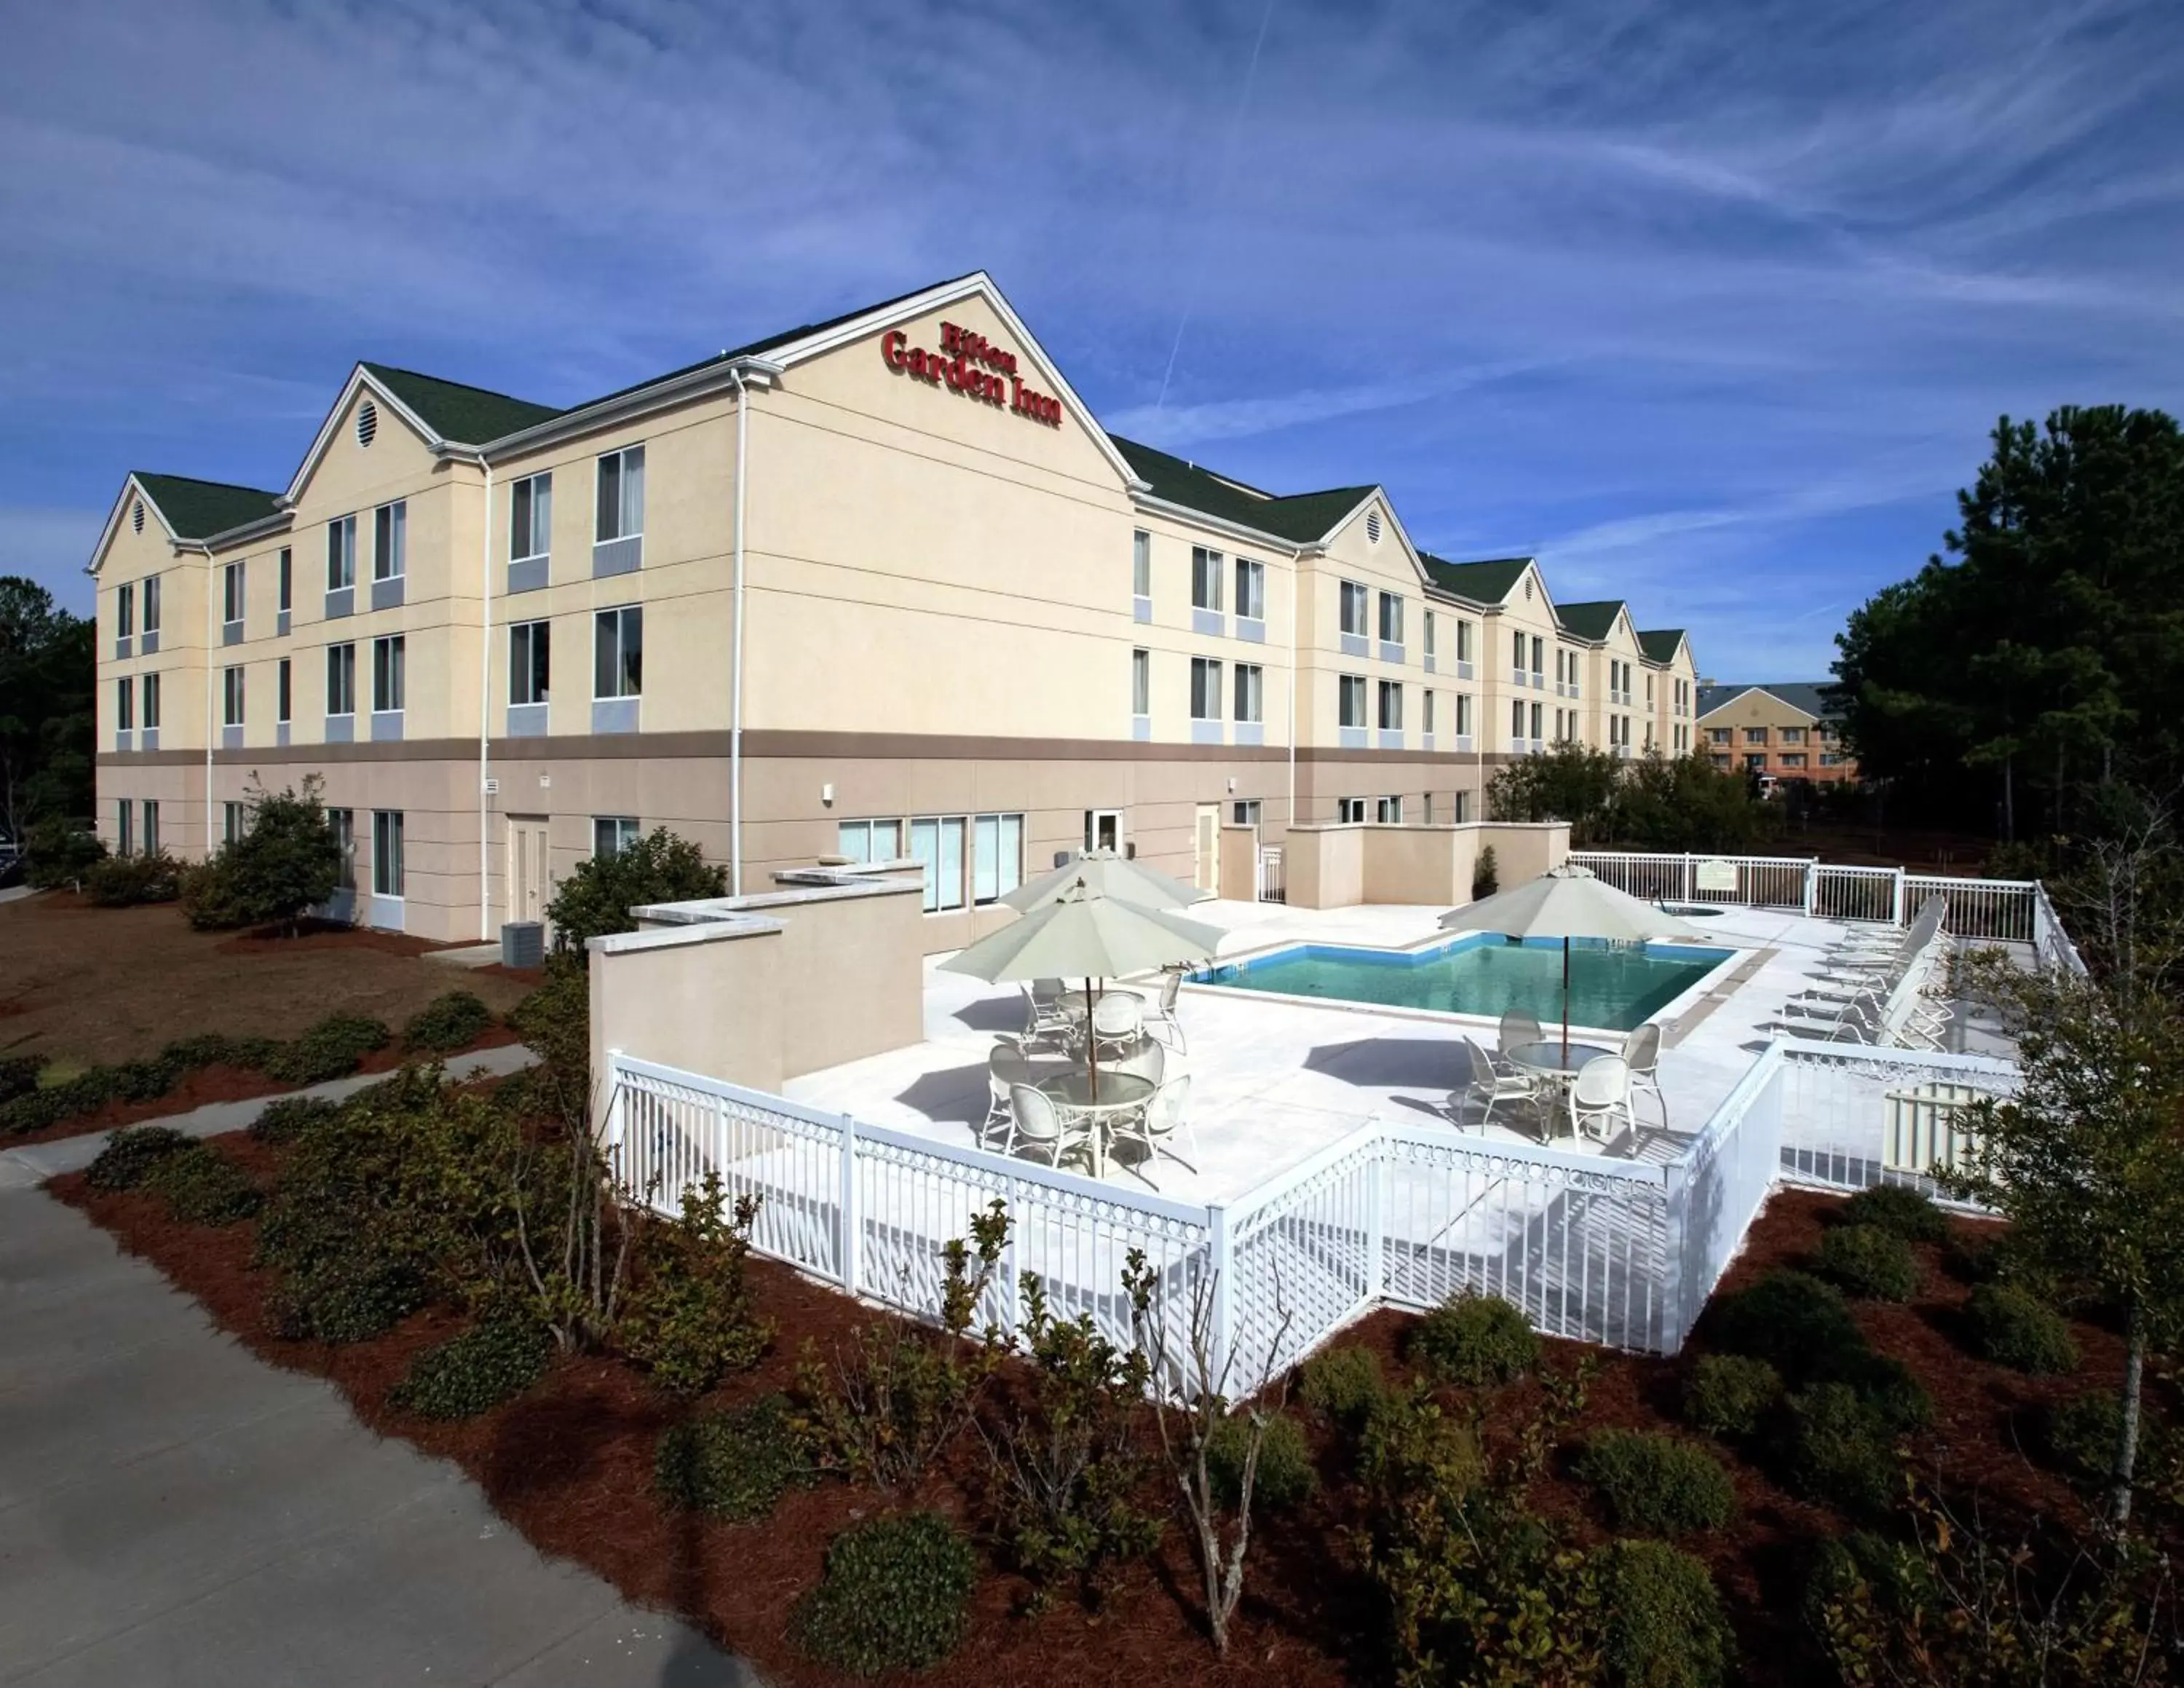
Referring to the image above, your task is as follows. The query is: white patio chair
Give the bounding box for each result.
[1623,1021,1667,1128]
[1144,969,1188,1053]
[1498,1009,1544,1057]
[1459,1035,1541,1132]
[1024,978,1073,1038]
[1570,1054,1633,1144]
[1090,991,1144,1060]
[1008,1083,1093,1172]
[1115,1073,1197,1188]
[1109,1036,1166,1089]
[987,1038,1068,1151]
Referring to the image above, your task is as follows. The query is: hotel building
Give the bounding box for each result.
[1696,682,1855,785]
[90,273,1700,947]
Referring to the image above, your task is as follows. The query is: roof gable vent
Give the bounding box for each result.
[132,499,145,534]
[356,399,379,448]
[1366,509,1382,545]
[1524,575,1535,600]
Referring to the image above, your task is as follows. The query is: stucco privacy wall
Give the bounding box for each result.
[591,875,925,1097]
[1283,821,1568,911]
[1219,824,1258,898]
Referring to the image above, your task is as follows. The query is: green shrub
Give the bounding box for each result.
[1208,1408,1316,1512]
[545,827,727,952]
[389,1317,552,1420]
[1840,1183,1950,1245]
[1803,1530,1935,1643]
[1781,1382,1901,1516]
[2047,1389,2126,1485]
[266,1248,425,1344]
[1578,1429,1736,1538]
[248,1094,344,1145]
[1815,1349,1932,1432]
[507,956,589,1126]
[1963,1282,2079,1374]
[84,1124,194,1191]
[1684,1354,1784,1440]
[24,819,106,889]
[261,1011,391,1086]
[84,851,181,906]
[1708,1269,1864,1384]
[793,1512,976,1676]
[1410,1290,1539,1387]
[143,1143,263,1226]
[655,1393,807,1521]
[1472,843,1500,899]
[619,1175,772,1396]
[1815,1224,1922,1302]
[1299,1343,1386,1428]
[178,778,344,933]
[402,990,494,1054]
[179,853,255,929]
[0,1054,47,1103]
[1594,1538,1733,1688]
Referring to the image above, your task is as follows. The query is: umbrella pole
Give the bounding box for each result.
[1085,977,1099,1102]
[1562,935,1571,1064]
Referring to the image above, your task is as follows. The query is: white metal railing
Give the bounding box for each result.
[1257,845,1286,904]
[606,1032,2023,1367]
[2031,880,2089,976]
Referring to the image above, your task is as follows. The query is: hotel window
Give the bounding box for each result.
[1645,672,1655,706]
[511,620,550,704]
[1781,726,1806,744]
[1530,635,1545,679]
[1709,727,1731,745]
[1745,727,1767,744]
[973,813,1024,904]
[1744,753,1766,773]
[1131,529,1151,599]
[1423,690,1436,736]
[142,800,160,856]
[372,635,405,712]
[224,802,245,846]
[1233,663,1264,724]
[222,560,245,626]
[143,574,162,634]
[116,583,135,638]
[1337,797,1366,824]
[1234,556,1265,621]
[1378,592,1404,647]
[511,472,554,561]
[116,677,133,731]
[1190,546,1223,612]
[1530,701,1544,741]
[1377,796,1404,824]
[836,819,903,863]
[326,515,357,589]
[1512,629,1525,674]
[596,445,646,543]
[1233,800,1262,827]
[1455,619,1472,664]
[1377,680,1403,731]
[1338,674,1367,728]
[326,643,357,716]
[1781,753,1807,769]
[278,548,292,612]
[141,671,162,729]
[116,798,133,857]
[909,816,968,913]
[329,808,356,890]
[222,665,245,727]
[373,501,406,580]
[1423,611,1437,662]
[1820,752,1843,768]
[277,658,291,723]
[372,810,405,897]
[1340,580,1369,638]
[1131,647,1150,718]
[1190,657,1223,721]
[1511,699,1524,741]
[595,606,643,698]
[593,816,641,858]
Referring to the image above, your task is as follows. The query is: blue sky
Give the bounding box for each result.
[4,0,2179,681]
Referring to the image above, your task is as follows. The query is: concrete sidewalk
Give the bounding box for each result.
[0,1126,761,1684]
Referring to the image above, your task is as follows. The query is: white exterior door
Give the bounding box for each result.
[1195,804,1220,895]
[507,816,551,924]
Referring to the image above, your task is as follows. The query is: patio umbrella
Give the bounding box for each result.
[1438,863,1704,1060]
[1000,848,1209,914]
[940,885,1223,1099]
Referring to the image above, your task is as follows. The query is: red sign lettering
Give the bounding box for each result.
[880,321,1062,427]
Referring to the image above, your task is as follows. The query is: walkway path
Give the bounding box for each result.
[0,1065,762,1685]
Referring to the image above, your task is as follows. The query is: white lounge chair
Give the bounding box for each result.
[1623,1022,1667,1128]
[1459,1035,1540,1132]
[1570,1054,1633,1145]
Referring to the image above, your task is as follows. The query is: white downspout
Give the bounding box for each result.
[1287,551,1299,834]
[477,457,494,940]
[201,544,215,855]
[729,369,750,896]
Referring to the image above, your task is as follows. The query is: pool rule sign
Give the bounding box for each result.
[881,322,1064,426]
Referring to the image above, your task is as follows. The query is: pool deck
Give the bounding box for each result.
[782,899,1990,1207]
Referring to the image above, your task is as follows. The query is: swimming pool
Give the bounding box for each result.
[1192,934,1736,1031]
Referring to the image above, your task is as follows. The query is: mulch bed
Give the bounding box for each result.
[52,1164,2147,1688]
[3,1026,522,1150]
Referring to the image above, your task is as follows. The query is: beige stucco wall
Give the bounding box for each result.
[591,925,790,1095]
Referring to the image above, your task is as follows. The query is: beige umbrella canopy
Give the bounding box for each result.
[1001,849,1208,914]
[941,888,1222,1098]
[1439,863,1704,1057]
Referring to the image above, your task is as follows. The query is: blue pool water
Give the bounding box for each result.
[1192,934,1735,1031]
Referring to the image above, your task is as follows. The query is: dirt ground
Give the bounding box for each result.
[0,891,537,1069]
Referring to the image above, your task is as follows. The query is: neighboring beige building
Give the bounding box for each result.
[90,272,1701,945]
[1696,682,1855,785]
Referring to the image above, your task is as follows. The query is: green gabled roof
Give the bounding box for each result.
[360,363,563,444]
[1637,628,1687,664]
[1555,599,1626,642]
[1109,435,1374,545]
[1698,681,1840,721]
[132,473,282,541]
[1419,553,1532,604]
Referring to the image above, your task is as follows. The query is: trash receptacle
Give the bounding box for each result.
[501,921,545,969]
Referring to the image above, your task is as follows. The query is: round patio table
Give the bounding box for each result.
[1503,1040,1620,1140]
[1037,1070,1156,1180]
